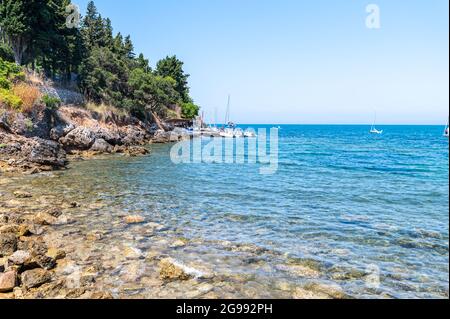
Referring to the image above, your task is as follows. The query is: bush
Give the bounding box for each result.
[24,118,34,131]
[181,102,200,119]
[42,94,61,110]
[12,84,42,113]
[0,44,14,63]
[0,58,25,82]
[0,88,23,110]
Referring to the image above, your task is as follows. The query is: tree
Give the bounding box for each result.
[128,68,180,117]
[155,55,191,103]
[181,102,199,119]
[0,0,34,64]
[79,46,129,106]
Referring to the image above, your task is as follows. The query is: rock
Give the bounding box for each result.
[21,269,52,289]
[45,208,63,218]
[124,146,150,157]
[159,258,192,281]
[0,224,30,237]
[293,287,330,299]
[60,126,95,150]
[8,250,32,265]
[49,124,75,141]
[0,257,5,272]
[0,224,18,234]
[124,215,145,224]
[0,233,17,257]
[27,137,67,167]
[0,214,8,223]
[123,246,144,260]
[170,239,187,248]
[32,254,56,270]
[0,270,18,293]
[152,131,173,144]
[34,211,58,226]
[13,191,32,198]
[90,138,113,153]
[46,248,66,261]
[303,283,348,299]
[122,126,148,145]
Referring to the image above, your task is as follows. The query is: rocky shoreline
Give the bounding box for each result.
[0,188,350,299]
[0,105,181,175]
[1,105,355,300]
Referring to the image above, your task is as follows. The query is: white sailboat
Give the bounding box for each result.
[370,112,383,135]
[444,118,449,138]
[220,95,237,138]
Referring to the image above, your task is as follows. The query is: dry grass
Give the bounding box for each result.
[12,83,41,113]
[85,102,129,119]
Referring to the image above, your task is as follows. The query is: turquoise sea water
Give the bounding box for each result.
[5,125,448,298]
[145,125,449,298]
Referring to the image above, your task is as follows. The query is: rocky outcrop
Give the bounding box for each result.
[0,132,67,172]
[59,126,96,150]
[1,101,186,174]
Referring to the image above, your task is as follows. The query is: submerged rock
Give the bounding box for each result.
[13,191,32,199]
[124,215,145,224]
[159,258,192,281]
[303,282,348,299]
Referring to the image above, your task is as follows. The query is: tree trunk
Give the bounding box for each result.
[10,36,27,65]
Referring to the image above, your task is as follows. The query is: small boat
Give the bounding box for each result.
[370,112,383,135]
[244,129,257,138]
[220,128,234,138]
[444,118,449,138]
[233,128,244,138]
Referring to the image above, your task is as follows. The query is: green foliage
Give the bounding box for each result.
[0,0,199,120]
[0,88,22,109]
[0,57,25,84]
[24,118,33,131]
[181,102,200,119]
[0,143,7,148]
[42,94,61,110]
[155,56,191,103]
[0,43,14,62]
[128,68,180,116]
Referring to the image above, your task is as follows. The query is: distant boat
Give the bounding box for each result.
[220,128,234,138]
[370,112,383,135]
[444,118,449,138]
[244,129,257,138]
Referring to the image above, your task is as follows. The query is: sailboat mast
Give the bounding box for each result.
[224,95,231,126]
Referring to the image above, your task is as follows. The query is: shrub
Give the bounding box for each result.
[0,76,11,90]
[0,58,25,82]
[0,44,14,63]
[0,88,22,110]
[181,102,200,119]
[42,94,61,110]
[12,84,42,113]
[24,118,34,131]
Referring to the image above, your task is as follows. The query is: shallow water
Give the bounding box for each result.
[1,125,448,299]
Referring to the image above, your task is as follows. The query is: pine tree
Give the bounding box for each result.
[0,0,34,64]
[155,55,191,103]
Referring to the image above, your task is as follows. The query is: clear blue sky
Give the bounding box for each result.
[74,0,449,125]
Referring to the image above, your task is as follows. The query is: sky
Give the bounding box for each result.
[74,0,449,125]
